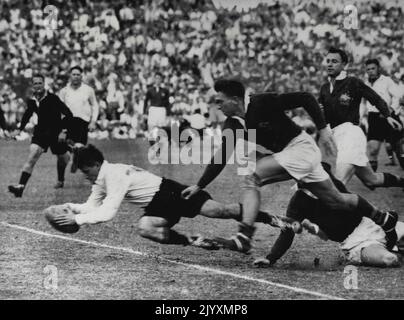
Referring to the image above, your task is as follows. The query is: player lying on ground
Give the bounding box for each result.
[182,79,399,254]
[254,163,403,268]
[45,144,301,248]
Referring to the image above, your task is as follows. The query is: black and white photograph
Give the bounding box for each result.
[0,0,404,303]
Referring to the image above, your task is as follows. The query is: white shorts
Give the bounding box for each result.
[340,217,386,265]
[333,122,368,167]
[148,107,167,129]
[273,131,329,183]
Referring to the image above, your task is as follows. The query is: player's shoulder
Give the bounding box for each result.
[223,116,246,130]
[82,83,95,92]
[249,92,279,107]
[47,91,59,98]
[346,76,363,85]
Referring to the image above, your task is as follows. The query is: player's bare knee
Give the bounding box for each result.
[138,217,155,237]
[242,173,262,190]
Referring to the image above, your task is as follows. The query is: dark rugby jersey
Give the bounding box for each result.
[319,76,390,128]
[246,92,326,152]
[19,92,73,133]
[143,86,170,113]
[197,92,326,188]
[267,171,363,263]
[197,116,246,188]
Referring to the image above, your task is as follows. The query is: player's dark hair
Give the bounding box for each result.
[365,59,380,67]
[32,74,44,81]
[214,79,245,100]
[70,65,83,73]
[327,47,348,64]
[75,144,104,169]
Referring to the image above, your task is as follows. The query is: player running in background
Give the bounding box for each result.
[182,79,399,253]
[362,58,404,171]
[319,47,404,190]
[143,72,170,148]
[8,74,73,197]
[48,144,300,248]
[254,163,403,268]
[58,66,99,184]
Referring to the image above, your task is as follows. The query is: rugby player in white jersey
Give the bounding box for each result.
[48,144,298,248]
[57,66,99,187]
[363,58,404,171]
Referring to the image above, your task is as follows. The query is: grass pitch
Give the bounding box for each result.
[0,139,403,300]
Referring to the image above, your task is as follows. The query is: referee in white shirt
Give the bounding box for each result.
[59,66,99,175]
[364,59,404,171]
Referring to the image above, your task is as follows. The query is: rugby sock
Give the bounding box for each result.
[256,211,273,224]
[370,160,378,172]
[166,230,190,245]
[356,195,378,220]
[382,173,404,187]
[237,203,270,224]
[235,203,243,221]
[19,171,31,188]
[238,222,255,239]
[57,160,66,182]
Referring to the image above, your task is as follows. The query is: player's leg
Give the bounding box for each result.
[199,200,240,219]
[8,143,44,197]
[137,215,187,244]
[242,156,291,226]
[55,152,70,188]
[354,163,404,190]
[367,140,382,171]
[214,156,292,253]
[198,200,292,228]
[360,244,400,267]
[366,113,385,170]
[385,142,396,165]
[51,140,71,188]
[305,179,398,233]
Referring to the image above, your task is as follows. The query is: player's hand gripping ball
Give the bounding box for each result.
[44,204,80,233]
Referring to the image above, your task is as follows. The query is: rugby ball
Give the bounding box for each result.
[44,205,80,234]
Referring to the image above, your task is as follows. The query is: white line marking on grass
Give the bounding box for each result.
[1,221,345,300]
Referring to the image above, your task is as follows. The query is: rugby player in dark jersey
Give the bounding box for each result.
[319,47,404,190]
[182,79,398,254]
[254,164,403,268]
[8,74,73,197]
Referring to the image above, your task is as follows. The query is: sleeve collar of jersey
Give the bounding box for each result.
[30,90,50,104]
[229,116,246,131]
[328,70,347,83]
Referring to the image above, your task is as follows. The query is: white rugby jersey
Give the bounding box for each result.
[365,75,401,114]
[59,83,99,123]
[70,161,162,225]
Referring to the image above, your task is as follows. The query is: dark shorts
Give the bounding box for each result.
[31,127,69,155]
[67,117,89,145]
[143,178,212,226]
[367,112,403,143]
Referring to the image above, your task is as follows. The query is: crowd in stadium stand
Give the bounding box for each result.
[1,0,404,139]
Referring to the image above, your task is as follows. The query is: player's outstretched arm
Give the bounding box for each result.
[181,118,243,199]
[254,228,295,267]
